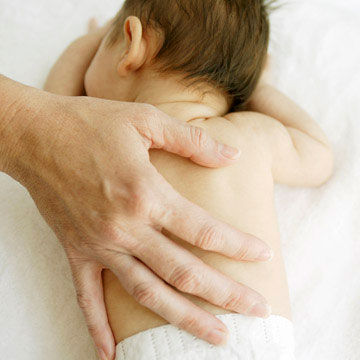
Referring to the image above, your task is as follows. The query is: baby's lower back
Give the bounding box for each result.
[103,117,291,343]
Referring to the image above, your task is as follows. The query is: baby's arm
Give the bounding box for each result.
[246,83,334,186]
[44,20,108,95]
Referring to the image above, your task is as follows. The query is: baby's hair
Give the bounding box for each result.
[107,0,274,111]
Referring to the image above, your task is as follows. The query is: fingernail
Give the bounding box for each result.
[219,144,241,160]
[247,302,272,318]
[98,349,108,360]
[207,328,229,346]
[257,248,274,262]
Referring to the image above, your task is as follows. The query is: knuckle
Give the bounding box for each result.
[76,290,105,337]
[141,102,158,115]
[80,305,106,338]
[76,291,93,311]
[233,235,251,260]
[98,219,126,246]
[189,126,209,149]
[130,189,153,217]
[127,179,162,220]
[195,224,222,250]
[221,288,245,311]
[132,103,163,144]
[139,103,160,127]
[139,104,166,147]
[94,219,137,254]
[86,322,102,338]
[169,263,203,293]
[178,313,200,332]
[132,281,159,308]
[234,244,250,260]
[152,203,173,224]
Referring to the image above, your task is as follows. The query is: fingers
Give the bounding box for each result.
[163,120,241,167]
[136,108,241,167]
[127,227,271,318]
[154,192,273,262]
[108,253,230,345]
[69,257,115,360]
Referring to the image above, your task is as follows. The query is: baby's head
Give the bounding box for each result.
[85,0,271,111]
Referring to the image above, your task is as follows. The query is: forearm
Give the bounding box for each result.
[44,33,103,96]
[0,75,33,176]
[0,75,63,185]
[248,83,330,146]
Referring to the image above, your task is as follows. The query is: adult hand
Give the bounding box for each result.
[0,76,272,360]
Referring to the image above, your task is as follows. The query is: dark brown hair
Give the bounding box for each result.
[108,0,272,111]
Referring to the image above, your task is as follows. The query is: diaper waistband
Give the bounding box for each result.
[115,314,295,360]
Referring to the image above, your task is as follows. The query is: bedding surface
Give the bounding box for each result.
[0,0,359,359]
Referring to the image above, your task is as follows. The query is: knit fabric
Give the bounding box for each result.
[115,314,295,360]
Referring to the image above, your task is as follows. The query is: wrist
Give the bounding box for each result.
[0,76,44,179]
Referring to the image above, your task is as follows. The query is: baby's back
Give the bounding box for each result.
[103,112,291,342]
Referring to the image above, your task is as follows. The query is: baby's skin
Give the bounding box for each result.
[102,90,333,342]
[45,19,333,344]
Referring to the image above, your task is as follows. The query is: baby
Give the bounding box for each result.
[45,0,333,359]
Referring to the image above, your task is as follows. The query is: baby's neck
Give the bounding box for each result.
[131,73,230,122]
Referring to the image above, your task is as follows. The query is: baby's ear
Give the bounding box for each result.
[117,16,147,76]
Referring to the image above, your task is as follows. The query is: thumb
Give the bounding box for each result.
[141,110,241,168]
[69,259,115,360]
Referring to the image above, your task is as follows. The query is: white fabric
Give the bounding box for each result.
[0,0,359,359]
[115,314,295,360]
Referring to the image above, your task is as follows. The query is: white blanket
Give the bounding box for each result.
[0,0,359,359]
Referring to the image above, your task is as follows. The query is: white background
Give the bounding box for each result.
[0,0,359,359]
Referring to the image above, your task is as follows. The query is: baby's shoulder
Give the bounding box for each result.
[193,111,275,148]
[223,111,277,134]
